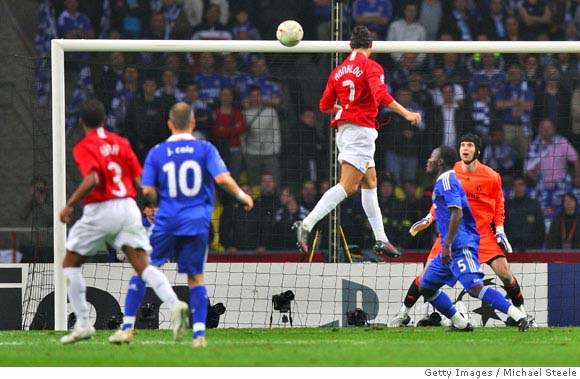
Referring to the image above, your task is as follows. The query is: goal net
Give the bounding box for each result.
[15,39,580,330]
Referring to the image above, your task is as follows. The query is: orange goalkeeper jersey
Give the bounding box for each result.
[453,160,505,235]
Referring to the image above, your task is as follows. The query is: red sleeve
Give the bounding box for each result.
[367,61,394,107]
[73,144,99,177]
[319,75,338,112]
[493,172,505,227]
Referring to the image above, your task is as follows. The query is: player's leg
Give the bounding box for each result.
[60,208,106,344]
[488,256,526,313]
[293,161,359,252]
[390,239,441,326]
[361,167,400,258]
[123,246,189,339]
[108,270,145,344]
[457,247,532,332]
[177,234,209,348]
[60,250,96,344]
[419,255,471,331]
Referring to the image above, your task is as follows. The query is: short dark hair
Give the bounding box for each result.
[350,25,372,50]
[439,146,458,168]
[459,133,482,158]
[80,99,106,128]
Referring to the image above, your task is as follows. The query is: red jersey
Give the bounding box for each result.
[73,127,142,205]
[453,160,505,235]
[319,51,394,129]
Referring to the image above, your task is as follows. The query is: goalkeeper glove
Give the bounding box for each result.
[495,226,513,253]
[409,213,434,237]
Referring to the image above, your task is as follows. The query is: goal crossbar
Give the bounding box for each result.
[51,39,580,330]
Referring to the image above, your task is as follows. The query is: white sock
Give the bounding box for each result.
[141,266,179,309]
[302,184,348,232]
[450,311,468,329]
[507,305,526,322]
[63,267,90,328]
[399,304,411,316]
[361,188,389,242]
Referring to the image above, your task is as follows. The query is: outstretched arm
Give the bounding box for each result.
[214,173,254,211]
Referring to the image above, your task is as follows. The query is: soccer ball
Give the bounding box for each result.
[276,20,303,47]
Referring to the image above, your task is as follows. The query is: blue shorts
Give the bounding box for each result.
[150,231,209,275]
[420,246,484,291]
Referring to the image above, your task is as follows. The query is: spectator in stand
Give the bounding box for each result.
[377,176,405,249]
[564,21,580,41]
[526,118,580,189]
[212,87,246,181]
[380,87,425,185]
[57,0,94,39]
[219,184,257,255]
[431,82,473,149]
[533,64,572,136]
[523,54,543,92]
[242,86,282,187]
[19,178,54,263]
[107,65,140,134]
[352,0,392,39]
[232,8,261,40]
[179,0,229,29]
[546,192,580,249]
[518,0,552,41]
[194,52,226,108]
[387,2,426,63]
[480,0,508,40]
[125,76,174,162]
[482,127,520,178]
[390,53,420,93]
[495,63,535,159]
[408,70,435,112]
[160,0,190,39]
[504,15,521,41]
[156,69,186,102]
[570,81,580,150]
[438,0,478,41]
[470,53,508,98]
[554,53,579,93]
[300,180,319,212]
[93,51,126,113]
[471,83,495,144]
[285,107,327,185]
[505,176,545,250]
[398,180,432,249]
[110,0,150,39]
[419,0,443,41]
[245,56,282,108]
[429,67,465,107]
[273,186,309,249]
[184,82,211,139]
[191,3,232,40]
[141,200,157,237]
[145,11,166,39]
[254,173,281,254]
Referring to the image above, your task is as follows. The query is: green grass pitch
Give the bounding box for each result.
[0,328,579,366]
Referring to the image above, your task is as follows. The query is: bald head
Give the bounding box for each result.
[169,102,194,130]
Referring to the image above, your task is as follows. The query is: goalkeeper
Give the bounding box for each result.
[390,134,530,327]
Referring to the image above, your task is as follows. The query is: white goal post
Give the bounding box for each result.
[51,39,580,331]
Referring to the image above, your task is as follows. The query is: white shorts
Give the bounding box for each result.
[336,123,378,174]
[66,198,152,256]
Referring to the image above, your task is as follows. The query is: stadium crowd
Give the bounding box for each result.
[30,0,580,259]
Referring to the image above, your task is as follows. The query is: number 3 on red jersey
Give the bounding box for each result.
[107,161,127,197]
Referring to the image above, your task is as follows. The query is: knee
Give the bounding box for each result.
[420,287,437,300]
[468,285,483,298]
[342,182,359,195]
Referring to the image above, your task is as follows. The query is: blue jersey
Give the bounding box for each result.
[142,134,228,236]
[433,170,480,251]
